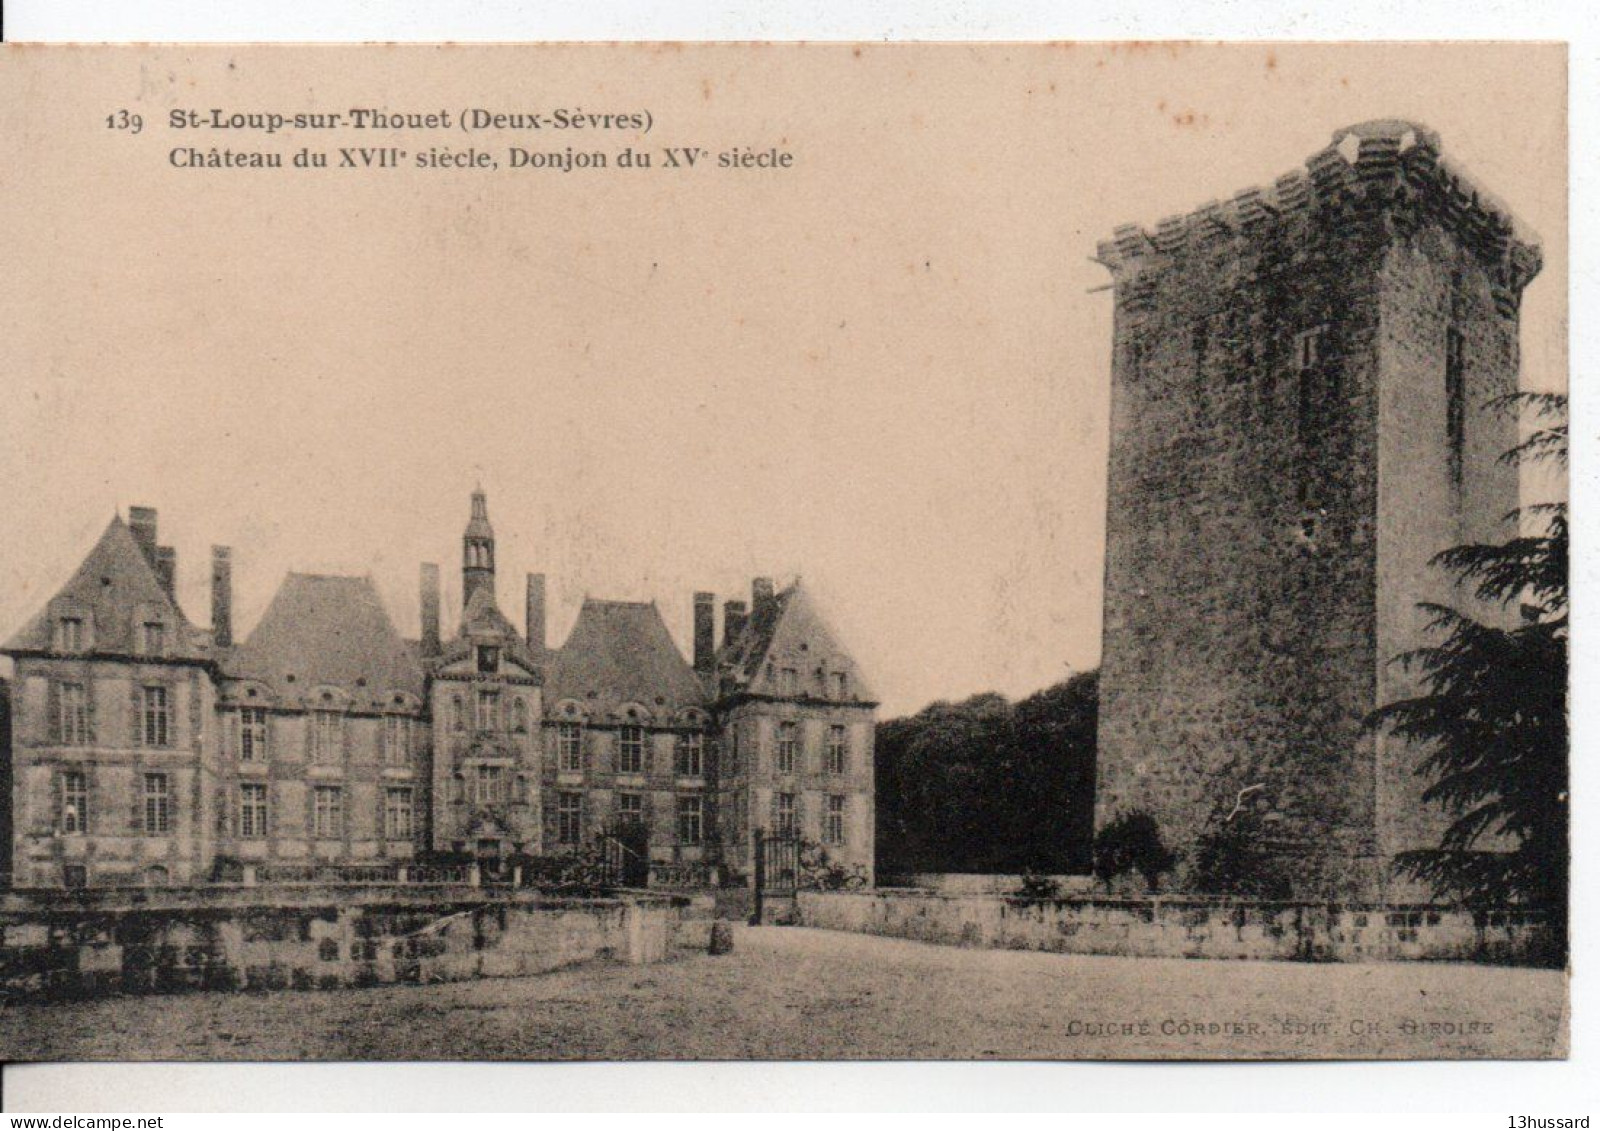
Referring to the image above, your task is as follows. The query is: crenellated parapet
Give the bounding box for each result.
[1096,120,1542,318]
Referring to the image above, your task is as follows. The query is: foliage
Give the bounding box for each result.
[1092,809,1178,893]
[1013,871,1063,900]
[1369,391,1568,929]
[1187,801,1294,900]
[517,842,618,896]
[875,671,1098,877]
[796,840,869,891]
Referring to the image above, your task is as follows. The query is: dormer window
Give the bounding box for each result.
[476,645,499,673]
[139,621,167,657]
[831,672,849,701]
[56,617,85,653]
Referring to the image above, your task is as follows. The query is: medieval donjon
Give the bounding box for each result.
[1,489,876,889]
[1093,121,1542,899]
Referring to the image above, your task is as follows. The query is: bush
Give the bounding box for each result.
[1093,810,1178,893]
[1014,871,1062,900]
[797,840,868,891]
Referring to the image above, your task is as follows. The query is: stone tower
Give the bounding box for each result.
[1093,122,1542,899]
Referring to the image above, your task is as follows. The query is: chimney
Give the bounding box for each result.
[693,591,716,671]
[752,577,776,620]
[420,563,441,658]
[723,600,749,649]
[128,506,158,566]
[210,546,233,648]
[526,573,547,654]
[154,546,177,601]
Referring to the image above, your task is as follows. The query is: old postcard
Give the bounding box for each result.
[0,42,1568,1062]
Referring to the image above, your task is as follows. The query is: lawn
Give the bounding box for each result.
[0,925,1567,1061]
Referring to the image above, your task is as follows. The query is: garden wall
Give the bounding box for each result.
[797,890,1557,965]
[0,887,686,999]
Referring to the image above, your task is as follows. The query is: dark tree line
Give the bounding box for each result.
[875,670,1097,877]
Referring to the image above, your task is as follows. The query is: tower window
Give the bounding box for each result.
[475,689,500,732]
[385,787,414,839]
[140,685,171,748]
[313,785,343,838]
[239,707,269,762]
[239,782,268,838]
[312,709,342,763]
[383,715,411,766]
[675,731,704,777]
[776,722,799,775]
[825,794,846,846]
[62,770,88,834]
[1446,326,1466,486]
[138,621,166,657]
[143,772,171,834]
[557,791,583,845]
[56,617,84,653]
[557,721,583,772]
[58,682,89,746]
[474,764,506,804]
[826,725,849,775]
[617,725,645,774]
[476,646,499,673]
[677,795,704,845]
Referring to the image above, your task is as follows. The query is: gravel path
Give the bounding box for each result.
[0,925,1567,1061]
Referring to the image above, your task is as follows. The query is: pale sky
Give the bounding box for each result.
[0,44,1566,717]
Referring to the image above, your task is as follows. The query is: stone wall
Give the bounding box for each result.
[798,890,1557,966]
[0,887,685,1000]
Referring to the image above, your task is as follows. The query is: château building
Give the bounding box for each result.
[0,491,876,889]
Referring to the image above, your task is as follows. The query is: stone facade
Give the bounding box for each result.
[1,492,877,889]
[1093,122,1541,898]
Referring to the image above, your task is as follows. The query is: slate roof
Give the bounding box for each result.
[224,573,424,700]
[435,584,541,673]
[544,599,707,713]
[1,516,206,658]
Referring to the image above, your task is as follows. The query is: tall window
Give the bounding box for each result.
[617,725,645,774]
[1446,326,1466,487]
[239,782,268,838]
[475,764,505,804]
[475,688,499,732]
[677,795,703,845]
[385,787,414,839]
[450,695,465,732]
[138,621,166,656]
[773,791,796,836]
[825,725,848,775]
[776,721,798,775]
[59,682,89,746]
[238,707,269,762]
[141,686,171,748]
[313,786,343,838]
[557,791,582,845]
[143,773,171,834]
[61,770,88,834]
[312,710,342,764]
[675,731,704,777]
[824,794,846,846]
[56,616,84,653]
[383,715,411,766]
[616,792,644,828]
[557,722,583,772]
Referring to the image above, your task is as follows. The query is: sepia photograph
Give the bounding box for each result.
[0,40,1570,1070]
